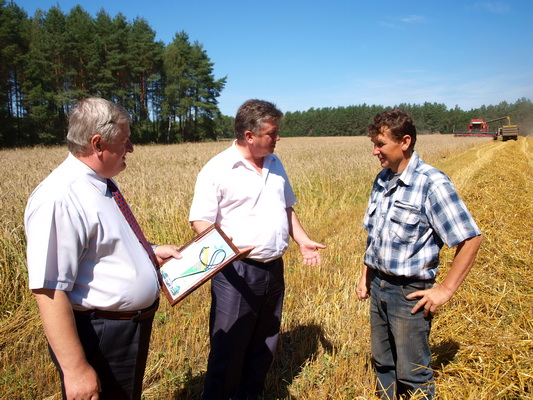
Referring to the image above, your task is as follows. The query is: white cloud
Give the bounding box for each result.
[399,15,426,23]
[473,2,511,14]
[381,14,427,28]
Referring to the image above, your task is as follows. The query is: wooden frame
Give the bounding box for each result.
[159,224,253,306]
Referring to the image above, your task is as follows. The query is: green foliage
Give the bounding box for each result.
[162,31,226,143]
[0,1,531,148]
[281,99,533,137]
[214,114,235,139]
[0,2,225,147]
[283,104,384,137]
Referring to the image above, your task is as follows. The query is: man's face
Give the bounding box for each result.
[251,120,280,157]
[99,122,134,178]
[371,126,410,173]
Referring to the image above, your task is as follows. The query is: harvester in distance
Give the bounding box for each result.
[453,116,519,141]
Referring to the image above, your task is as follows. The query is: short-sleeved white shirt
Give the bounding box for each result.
[25,154,160,311]
[189,142,297,263]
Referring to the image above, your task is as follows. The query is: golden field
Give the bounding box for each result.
[1,135,531,399]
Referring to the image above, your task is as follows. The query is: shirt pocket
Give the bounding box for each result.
[389,201,421,244]
[363,202,378,232]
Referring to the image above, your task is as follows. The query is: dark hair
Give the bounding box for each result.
[234,99,283,141]
[367,108,417,149]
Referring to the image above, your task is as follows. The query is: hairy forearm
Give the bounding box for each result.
[356,264,372,300]
[440,235,483,294]
[190,220,213,235]
[33,289,88,370]
[33,289,100,398]
[287,207,309,244]
[287,207,326,266]
[407,235,482,316]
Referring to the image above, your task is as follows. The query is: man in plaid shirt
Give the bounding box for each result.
[357,108,482,399]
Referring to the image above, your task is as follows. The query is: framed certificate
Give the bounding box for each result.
[159,224,253,306]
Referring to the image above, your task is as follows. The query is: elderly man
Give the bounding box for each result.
[189,99,326,400]
[357,108,482,399]
[25,98,181,399]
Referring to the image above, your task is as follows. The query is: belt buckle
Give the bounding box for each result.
[131,299,159,322]
[131,309,143,322]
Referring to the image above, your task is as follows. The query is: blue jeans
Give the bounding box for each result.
[370,271,435,399]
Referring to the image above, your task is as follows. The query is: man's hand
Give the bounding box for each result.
[153,244,182,265]
[63,362,101,399]
[356,266,371,301]
[406,283,454,318]
[286,207,326,267]
[408,235,482,318]
[299,239,326,267]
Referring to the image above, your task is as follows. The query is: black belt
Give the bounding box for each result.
[74,298,159,321]
[241,257,282,268]
[373,269,433,284]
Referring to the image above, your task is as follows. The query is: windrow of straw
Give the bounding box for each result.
[1,136,530,399]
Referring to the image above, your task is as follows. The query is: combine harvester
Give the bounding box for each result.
[453,116,519,141]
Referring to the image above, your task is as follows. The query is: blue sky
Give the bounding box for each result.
[15,1,533,116]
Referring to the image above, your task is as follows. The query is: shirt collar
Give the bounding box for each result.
[66,153,109,195]
[398,151,420,187]
[230,141,275,170]
[376,151,420,190]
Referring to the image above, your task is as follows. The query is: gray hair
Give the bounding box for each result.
[234,99,283,141]
[67,98,131,155]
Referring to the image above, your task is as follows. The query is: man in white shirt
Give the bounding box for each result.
[189,99,326,400]
[25,98,181,400]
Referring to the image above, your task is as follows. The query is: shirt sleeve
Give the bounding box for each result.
[282,169,297,208]
[189,164,220,224]
[426,180,481,248]
[26,199,87,291]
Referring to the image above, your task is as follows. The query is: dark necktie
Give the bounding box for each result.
[107,179,158,268]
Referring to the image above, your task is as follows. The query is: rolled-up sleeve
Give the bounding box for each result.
[426,181,481,248]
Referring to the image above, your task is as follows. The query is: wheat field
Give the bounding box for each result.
[1,135,531,399]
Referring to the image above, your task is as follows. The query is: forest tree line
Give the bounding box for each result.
[1,1,532,148]
[0,1,227,147]
[282,98,533,137]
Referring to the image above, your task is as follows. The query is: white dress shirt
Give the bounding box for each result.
[25,154,160,311]
[189,142,297,262]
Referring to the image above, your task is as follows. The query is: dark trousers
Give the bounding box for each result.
[49,312,155,400]
[203,258,285,400]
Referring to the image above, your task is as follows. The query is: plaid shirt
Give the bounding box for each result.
[363,151,481,280]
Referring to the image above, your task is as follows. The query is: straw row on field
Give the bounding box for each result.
[1,136,531,399]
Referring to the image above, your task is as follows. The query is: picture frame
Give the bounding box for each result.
[159,224,253,306]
